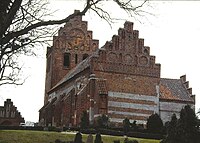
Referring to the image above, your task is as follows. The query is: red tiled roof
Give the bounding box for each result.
[159,78,194,102]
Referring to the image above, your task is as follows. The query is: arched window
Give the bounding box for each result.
[63,53,70,67]
[109,44,112,51]
[144,49,149,55]
[82,54,89,61]
[11,111,15,118]
[119,53,122,62]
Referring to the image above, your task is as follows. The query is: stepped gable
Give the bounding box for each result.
[52,10,99,53]
[94,21,161,78]
[44,10,100,104]
[0,99,25,126]
[40,14,196,126]
[49,21,162,93]
[160,75,195,103]
[46,10,99,90]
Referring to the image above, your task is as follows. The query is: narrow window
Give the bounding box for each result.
[82,54,89,61]
[122,30,125,39]
[119,53,122,62]
[64,53,70,67]
[0,111,3,117]
[144,49,149,55]
[11,111,15,118]
[109,44,112,51]
[75,54,78,64]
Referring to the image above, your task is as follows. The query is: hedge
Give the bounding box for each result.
[0,125,43,131]
[126,131,164,140]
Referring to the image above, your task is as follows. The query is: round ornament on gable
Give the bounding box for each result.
[139,56,149,65]
[108,52,117,62]
[69,28,85,49]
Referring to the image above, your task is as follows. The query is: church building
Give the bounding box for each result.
[39,10,195,127]
[0,99,25,126]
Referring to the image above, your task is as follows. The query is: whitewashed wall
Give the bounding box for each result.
[159,101,194,123]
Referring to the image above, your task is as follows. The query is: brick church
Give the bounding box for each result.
[0,99,24,126]
[39,10,195,127]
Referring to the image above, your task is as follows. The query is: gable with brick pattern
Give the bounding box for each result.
[0,99,25,126]
[39,10,195,127]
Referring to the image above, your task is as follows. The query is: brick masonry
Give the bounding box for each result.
[39,11,195,127]
[44,10,99,105]
[0,99,25,126]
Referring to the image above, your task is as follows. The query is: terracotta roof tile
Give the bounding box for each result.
[159,78,194,102]
[159,84,179,100]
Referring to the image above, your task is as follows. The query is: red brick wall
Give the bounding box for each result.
[44,11,99,104]
[95,71,159,96]
[0,99,24,126]
[41,18,162,126]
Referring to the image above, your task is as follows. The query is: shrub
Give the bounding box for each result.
[96,114,109,128]
[127,131,164,140]
[130,121,138,131]
[123,138,138,143]
[80,128,96,134]
[98,128,124,136]
[94,133,102,143]
[74,132,82,143]
[123,118,130,134]
[163,105,199,143]
[73,128,124,136]
[47,126,56,131]
[127,140,138,143]
[113,140,120,143]
[80,111,89,129]
[147,113,163,133]
[0,125,44,131]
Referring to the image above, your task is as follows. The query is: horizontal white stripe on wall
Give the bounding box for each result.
[108,110,151,117]
[110,118,147,124]
[160,102,192,112]
[108,91,158,102]
[160,111,180,123]
[108,101,157,111]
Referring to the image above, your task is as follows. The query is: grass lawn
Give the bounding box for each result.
[0,130,161,143]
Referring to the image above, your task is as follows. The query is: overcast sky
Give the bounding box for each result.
[0,0,199,122]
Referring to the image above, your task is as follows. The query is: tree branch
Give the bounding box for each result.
[1,0,93,46]
[0,0,149,86]
[0,0,22,37]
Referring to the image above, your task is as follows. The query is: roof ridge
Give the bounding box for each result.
[49,52,99,92]
[160,77,194,102]
[161,77,179,80]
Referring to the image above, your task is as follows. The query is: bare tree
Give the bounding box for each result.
[0,0,148,86]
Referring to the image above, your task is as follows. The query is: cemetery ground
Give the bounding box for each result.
[0,130,160,143]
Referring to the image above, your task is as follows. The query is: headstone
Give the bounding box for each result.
[86,134,93,143]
